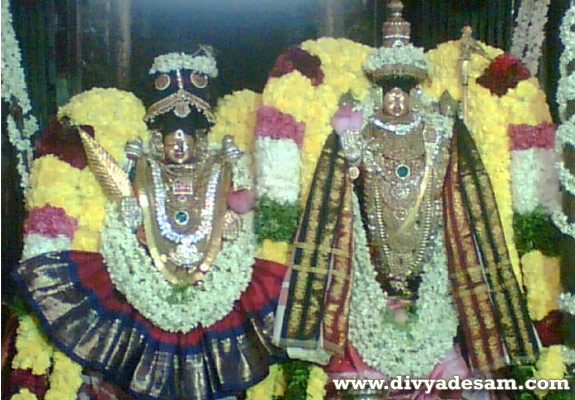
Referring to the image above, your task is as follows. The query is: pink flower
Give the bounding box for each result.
[24,205,78,239]
[227,189,255,214]
[331,106,363,134]
[508,122,556,150]
[254,106,305,147]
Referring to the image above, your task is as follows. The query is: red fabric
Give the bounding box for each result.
[72,252,286,345]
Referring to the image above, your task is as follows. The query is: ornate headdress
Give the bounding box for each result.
[145,45,217,125]
[363,0,428,82]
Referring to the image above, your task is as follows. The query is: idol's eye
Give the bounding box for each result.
[190,72,208,89]
[154,74,170,90]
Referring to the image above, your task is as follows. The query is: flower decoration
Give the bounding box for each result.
[534,310,564,347]
[10,388,39,400]
[211,89,261,152]
[1,0,39,190]
[521,250,563,321]
[23,205,78,239]
[10,370,48,398]
[34,119,94,169]
[533,346,567,398]
[255,105,305,147]
[269,45,324,86]
[476,53,531,96]
[509,122,556,150]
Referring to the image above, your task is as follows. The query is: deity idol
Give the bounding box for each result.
[273,1,539,397]
[14,48,285,400]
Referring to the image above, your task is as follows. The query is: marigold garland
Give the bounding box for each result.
[521,251,563,321]
[425,40,553,283]
[211,89,261,151]
[12,315,53,375]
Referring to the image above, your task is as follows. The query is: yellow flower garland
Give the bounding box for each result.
[44,351,83,400]
[28,88,149,252]
[10,389,38,400]
[12,315,53,375]
[257,38,371,262]
[522,251,563,321]
[211,89,261,151]
[424,40,552,283]
[246,364,285,400]
[533,345,566,398]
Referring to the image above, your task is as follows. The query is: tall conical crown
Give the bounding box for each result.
[363,0,428,82]
[382,0,411,47]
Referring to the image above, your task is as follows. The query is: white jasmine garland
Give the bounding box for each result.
[510,0,551,76]
[21,234,72,261]
[511,149,561,214]
[363,43,427,75]
[255,137,301,205]
[552,5,575,239]
[562,345,575,365]
[1,1,39,191]
[558,292,575,316]
[348,193,458,378]
[149,52,218,78]
[100,203,256,332]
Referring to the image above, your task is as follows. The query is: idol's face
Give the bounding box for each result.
[382,87,410,118]
[163,129,195,164]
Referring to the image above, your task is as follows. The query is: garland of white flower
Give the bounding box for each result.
[348,193,458,378]
[100,201,256,333]
[552,4,575,239]
[149,51,218,77]
[559,292,575,316]
[1,0,39,191]
[21,234,72,261]
[510,0,551,76]
[255,137,301,205]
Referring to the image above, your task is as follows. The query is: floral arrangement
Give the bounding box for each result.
[254,38,372,265]
[10,315,82,400]
[510,0,552,76]
[349,194,458,377]
[101,202,256,332]
[476,53,531,96]
[25,88,149,253]
[149,50,218,77]
[553,4,575,239]
[1,0,39,190]
[269,45,324,86]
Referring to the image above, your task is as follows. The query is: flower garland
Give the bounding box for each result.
[521,251,563,321]
[348,194,458,378]
[510,0,551,76]
[1,0,39,191]
[363,43,427,76]
[100,201,256,332]
[10,315,83,400]
[255,38,372,264]
[552,4,575,239]
[149,51,218,77]
[558,292,575,317]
